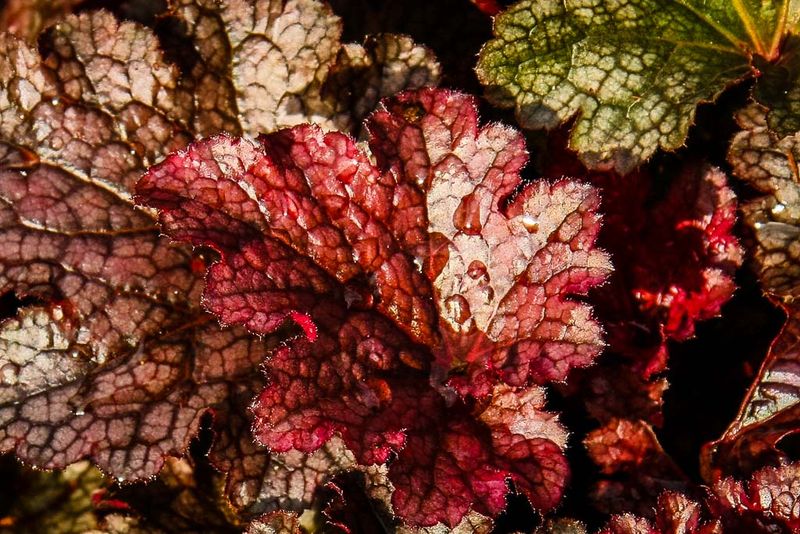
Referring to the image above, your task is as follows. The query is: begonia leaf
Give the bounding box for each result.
[475,0,800,172]
[137,87,608,525]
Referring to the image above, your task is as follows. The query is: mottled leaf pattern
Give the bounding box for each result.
[600,462,800,533]
[137,87,606,525]
[475,0,795,172]
[706,104,800,476]
[167,0,439,137]
[0,1,442,526]
[728,104,800,299]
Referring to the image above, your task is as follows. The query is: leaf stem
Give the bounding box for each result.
[674,0,750,51]
[768,0,791,60]
[732,0,767,56]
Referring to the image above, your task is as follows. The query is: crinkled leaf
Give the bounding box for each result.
[166,0,439,137]
[601,462,800,534]
[585,419,688,518]
[0,0,443,518]
[137,88,596,525]
[475,0,798,172]
[728,103,800,300]
[384,383,568,526]
[138,87,611,390]
[590,165,742,376]
[706,104,800,476]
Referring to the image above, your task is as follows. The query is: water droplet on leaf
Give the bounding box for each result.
[521,214,539,233]
[467,260,489,282]
[453,192,482,235]
[444,294,472,325]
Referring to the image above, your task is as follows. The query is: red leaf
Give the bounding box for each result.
[600,462,800,534]
[703,303,800,479]
[589,165,742,376]
[469,0,503,16]
[138,88,606,525]
[585,419,687,518]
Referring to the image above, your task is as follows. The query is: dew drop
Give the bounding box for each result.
[74,408,85,416]
[467,260,489,282]
[50,98,60,106]
[520,214,539,233]
[754,221,764,229]
[453,192,482,235]
[773,203,786,214]
[444,294,471,325]
[117,476,126,483]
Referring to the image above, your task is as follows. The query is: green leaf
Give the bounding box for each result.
[476,0,800,172]
[754,34,800,137]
